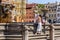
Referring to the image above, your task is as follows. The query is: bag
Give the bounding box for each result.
[41,18,45,24]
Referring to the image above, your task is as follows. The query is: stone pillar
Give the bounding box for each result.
[0,26,5,40]
[23,25,29,40]
[49,24,54,40]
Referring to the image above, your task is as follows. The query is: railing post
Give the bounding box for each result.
[49,24,54,40]
[23,25,29,40]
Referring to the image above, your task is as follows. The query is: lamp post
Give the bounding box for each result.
[41,8,49,34]
[41,8,49,21]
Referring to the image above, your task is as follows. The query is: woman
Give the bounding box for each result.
[36,15,42,34]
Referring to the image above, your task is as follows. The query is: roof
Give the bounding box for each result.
[26,3,37,8]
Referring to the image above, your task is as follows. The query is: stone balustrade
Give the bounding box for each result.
[0,23,60,40]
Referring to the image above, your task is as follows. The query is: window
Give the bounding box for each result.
[32,17,34,18]
[49,9,51,11]
[26,17,28,18]
[32,20,34,22]
[57,14,60,17]
[52,14,53,17]
[49,14,53,17]
[29,16,31,18]
[54,14,56,17]
[58,19,60,22]
[30,13,31,14]
[49,14,51,17]
[29,21,32,23]
[58,8,60,10]
[52,10,53,11]
[54,9,56,11]
[57,9,60,12]
[48,6,50,8]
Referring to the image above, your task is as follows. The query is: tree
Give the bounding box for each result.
[37,4,45,8]
[35,4,45,15]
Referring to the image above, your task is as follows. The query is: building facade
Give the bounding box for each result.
[45,2,60,23]
[56,2,60,23]
[25,4,37,22]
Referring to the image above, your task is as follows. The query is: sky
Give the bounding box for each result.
[27,0,60,4]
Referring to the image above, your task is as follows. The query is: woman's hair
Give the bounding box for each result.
[39,15,42,18]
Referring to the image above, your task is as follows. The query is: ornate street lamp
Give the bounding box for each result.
[41,8,49,34]
[41,8,49,21]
